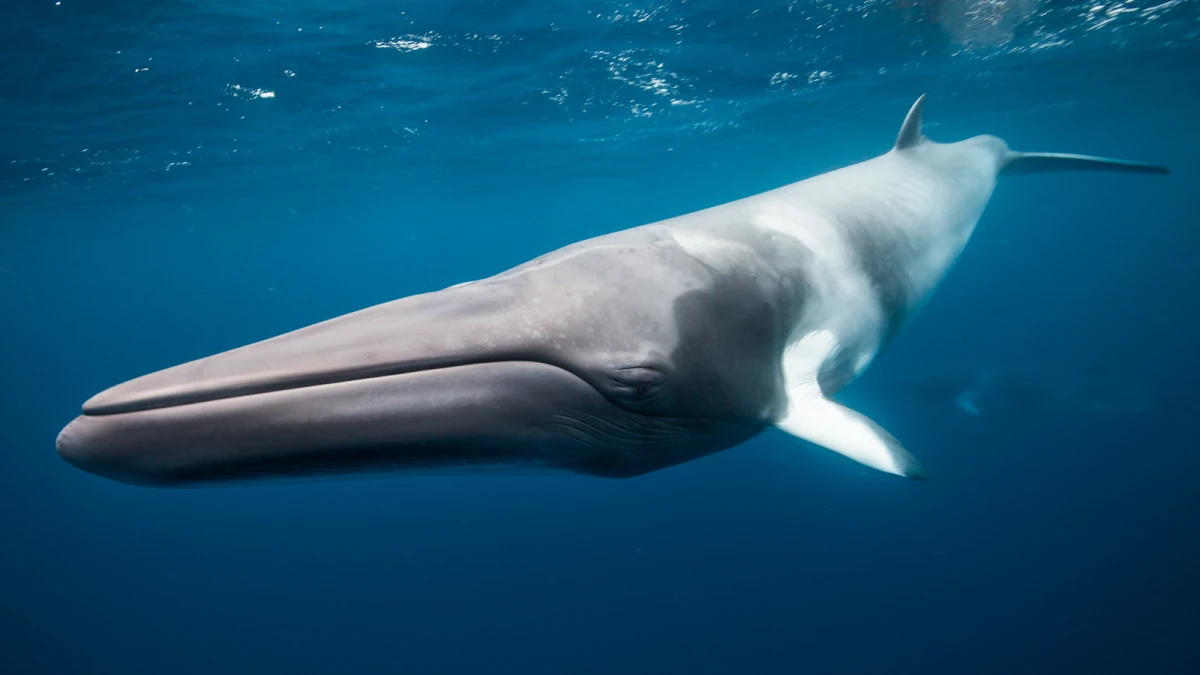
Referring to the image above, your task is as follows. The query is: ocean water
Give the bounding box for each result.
[3,1,1199,673]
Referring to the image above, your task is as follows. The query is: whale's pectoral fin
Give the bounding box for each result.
[776,331,928,480]
[777,396,929,481]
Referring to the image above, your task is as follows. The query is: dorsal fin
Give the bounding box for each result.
[894,94,926,150]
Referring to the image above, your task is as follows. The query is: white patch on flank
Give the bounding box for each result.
[753,201,842,263]
[753,199,884,363]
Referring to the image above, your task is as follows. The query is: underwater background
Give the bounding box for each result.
[3,1,1199,673]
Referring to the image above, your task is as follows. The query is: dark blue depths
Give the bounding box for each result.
[2,2,1199,674]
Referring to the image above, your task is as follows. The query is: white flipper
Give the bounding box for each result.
[776,331,928,480]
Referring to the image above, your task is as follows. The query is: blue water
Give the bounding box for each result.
[4,1,1199,673]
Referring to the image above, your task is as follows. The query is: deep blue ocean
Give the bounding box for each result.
[3,1,1199,673]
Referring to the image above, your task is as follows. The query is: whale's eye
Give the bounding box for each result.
[608,363,667,406]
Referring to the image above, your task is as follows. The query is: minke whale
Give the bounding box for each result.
[56,96,1169,486]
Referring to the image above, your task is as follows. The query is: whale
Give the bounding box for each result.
[55,95,1169,486]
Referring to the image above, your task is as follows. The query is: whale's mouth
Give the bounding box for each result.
[80,354,572,416]
[57,358,624,486]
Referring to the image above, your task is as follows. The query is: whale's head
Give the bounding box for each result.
[57,228,795,486]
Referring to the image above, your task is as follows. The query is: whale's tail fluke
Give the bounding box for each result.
[1002,151,1170,176]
